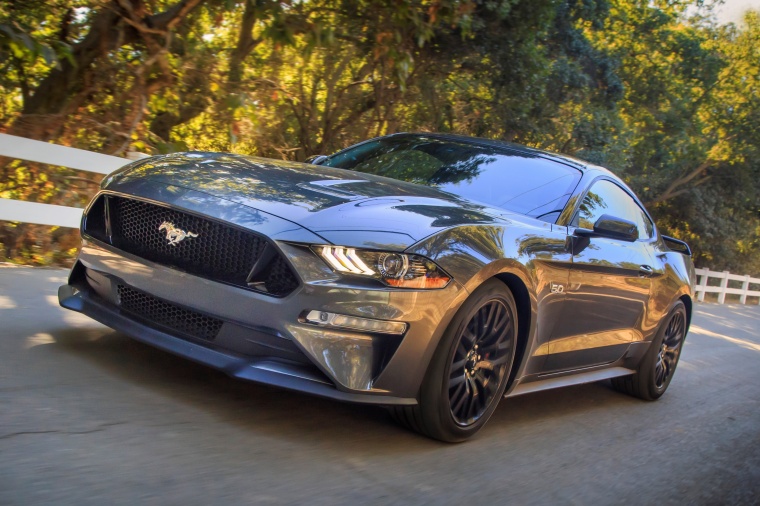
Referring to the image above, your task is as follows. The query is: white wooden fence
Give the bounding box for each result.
[0,133,134,228]
[695,268,760,305]
[1,134,759,305]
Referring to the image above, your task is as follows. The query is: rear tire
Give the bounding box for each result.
[612,301,687,400]
[390,279,518,442]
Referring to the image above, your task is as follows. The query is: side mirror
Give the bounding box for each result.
[305,155,327,165]
[592,214,639,241]
[574,214,639,242]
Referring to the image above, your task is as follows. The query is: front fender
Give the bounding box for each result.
[402,221,573,386]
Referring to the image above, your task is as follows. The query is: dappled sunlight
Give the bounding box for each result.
[694,310,728,321]
[25,328,107,350]
[63,311,104,327]
[25,332,55,349]
[0,295,17,309]
[693,305,760,334]
[690,325,760,352]
[727,306,760,319]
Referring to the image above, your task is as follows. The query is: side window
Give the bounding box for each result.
[633,205,655,238]
[574,180,652,239]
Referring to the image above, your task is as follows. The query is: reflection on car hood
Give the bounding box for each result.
[106,152,530,248]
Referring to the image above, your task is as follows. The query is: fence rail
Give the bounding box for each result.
[694,268,760,305]
[0,133,131,228]
[2,134,759,305]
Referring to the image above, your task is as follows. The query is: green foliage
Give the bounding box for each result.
[0,0,758,273]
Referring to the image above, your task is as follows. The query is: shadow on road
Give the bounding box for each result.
[43,326,639,451]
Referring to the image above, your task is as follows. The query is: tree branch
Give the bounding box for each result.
[8,0,207,141]
[647,160,715,206]
[228,0,260,88]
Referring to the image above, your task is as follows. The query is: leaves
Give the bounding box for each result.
[0,0,759,272]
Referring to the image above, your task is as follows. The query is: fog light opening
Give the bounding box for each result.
[303,310,407,335]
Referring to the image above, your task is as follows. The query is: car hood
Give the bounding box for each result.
[105,152,516,249]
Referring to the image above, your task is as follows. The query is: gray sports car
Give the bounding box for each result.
[59,133,695,441]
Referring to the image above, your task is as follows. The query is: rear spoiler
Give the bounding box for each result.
[662,235,692,257]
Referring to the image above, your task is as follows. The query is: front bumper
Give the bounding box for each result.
[59,281,416,405]
[60,238,465,405]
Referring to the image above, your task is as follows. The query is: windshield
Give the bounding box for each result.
[322,135,582,221]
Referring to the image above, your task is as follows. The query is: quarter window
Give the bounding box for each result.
[574,180,653,239]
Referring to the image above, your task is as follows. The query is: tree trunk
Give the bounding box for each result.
[6,0,205,142]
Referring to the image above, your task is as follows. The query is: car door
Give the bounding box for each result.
[544,178,657,372]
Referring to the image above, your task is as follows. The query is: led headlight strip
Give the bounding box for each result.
[316,245,451,289]
[320,246,375,275]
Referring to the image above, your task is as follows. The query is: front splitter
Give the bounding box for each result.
[58,283,417,406]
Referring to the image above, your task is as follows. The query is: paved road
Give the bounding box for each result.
[1,266,759,505]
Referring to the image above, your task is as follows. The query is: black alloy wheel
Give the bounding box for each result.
[611,300,688,401]
[389,279,518,442]
[654,308,685,389]
[448,299,514,426]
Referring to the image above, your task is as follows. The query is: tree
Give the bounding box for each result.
[0,0,758,273]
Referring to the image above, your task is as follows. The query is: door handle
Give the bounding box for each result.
[639,265,654,277]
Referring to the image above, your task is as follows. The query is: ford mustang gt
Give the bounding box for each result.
[59,133,695,441]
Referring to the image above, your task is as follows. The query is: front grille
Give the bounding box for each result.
[117,284,223,341]
[110,197,265,284]
[83,195,300,296]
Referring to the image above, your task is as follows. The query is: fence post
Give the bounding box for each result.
[697,268,708,302]
[718,271,730,304]
[740,275,750,305]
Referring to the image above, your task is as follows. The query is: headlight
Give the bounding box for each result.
[315,246,451,289]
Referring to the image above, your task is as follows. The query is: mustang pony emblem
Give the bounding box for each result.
[158,221,198,246]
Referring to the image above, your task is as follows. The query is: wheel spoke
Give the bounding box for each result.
[491,310,510,336]
[481,338,512,353]
[489,320,513,346]
[448,298,516,427]
[451,358,468,371]
[675,314,684,335]
[449,373,466,387]
[481,320,512,349]
[462,326,477,346]
[476,371,495,396]
[456,339,469,358]
[647,309,687,390]
[655,363,665,386]
[474,309,485,336]
[451,383,468,415]
[483,303,497,333]
[666,318,675,338]
[466,377,479,419]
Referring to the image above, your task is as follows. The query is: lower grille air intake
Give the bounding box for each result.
[117,284,223,341]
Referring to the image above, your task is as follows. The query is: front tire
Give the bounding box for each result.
[612,301,687,400]
[391,279,518,442]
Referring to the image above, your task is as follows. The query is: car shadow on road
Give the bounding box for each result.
[46,326,643,452]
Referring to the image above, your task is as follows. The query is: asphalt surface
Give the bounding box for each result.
[1,266,758,505]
